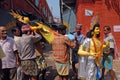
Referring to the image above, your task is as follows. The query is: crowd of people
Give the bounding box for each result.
[0,22,118,80]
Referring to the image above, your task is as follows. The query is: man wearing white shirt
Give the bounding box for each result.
[0,26,19,80]
[11,27,22,80]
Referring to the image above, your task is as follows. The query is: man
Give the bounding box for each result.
[11,27,22,80]
[72,24,85,79]
[35,41,47,80]
[52,25,75,80]
[17,24,42,80]
[101,26,116,80]
[0,26,19,80]
[11,27,21,41]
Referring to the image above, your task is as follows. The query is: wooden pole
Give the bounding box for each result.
[60,0,63,24]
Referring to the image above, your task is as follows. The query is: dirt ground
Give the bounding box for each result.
[39,51,120,80]
[40,44,120,80]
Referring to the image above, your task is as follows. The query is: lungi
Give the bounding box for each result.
[55,61,70,76]
[21,59,38,76]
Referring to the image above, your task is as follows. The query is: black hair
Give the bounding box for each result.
[92,23,100,31]
[92,23,100,38]
[86,30,92,38]
[11,28,17,33]
[11,27,22,36]
[57,25,66,31]
[104,26,111,31]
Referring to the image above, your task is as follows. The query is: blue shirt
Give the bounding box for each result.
[74,32,85,51]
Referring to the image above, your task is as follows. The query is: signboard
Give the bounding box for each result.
[113,25,120,32]
[85,9,93,16]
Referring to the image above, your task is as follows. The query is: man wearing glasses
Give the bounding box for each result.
[101,26,117,80]
[72,24,85,79]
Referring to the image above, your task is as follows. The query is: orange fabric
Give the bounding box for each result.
[92,38,102,66]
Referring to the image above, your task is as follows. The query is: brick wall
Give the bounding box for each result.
[76,0,120,53]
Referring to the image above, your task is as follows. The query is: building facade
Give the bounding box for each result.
[63,0,120,53]
[0,0,53,22]
[76,0,120,52]
[62,0,76,32]
[0,0,53,37]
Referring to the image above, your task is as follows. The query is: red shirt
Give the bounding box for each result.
[52,33,75,63]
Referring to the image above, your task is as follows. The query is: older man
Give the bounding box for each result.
[72,24,85,79]
[0,26,19,80]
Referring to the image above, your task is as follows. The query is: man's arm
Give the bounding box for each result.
[0,59,2,70]
[106,48,114,54]
[14,50,20,67]
[65,36,76,49]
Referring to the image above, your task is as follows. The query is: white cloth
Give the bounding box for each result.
[86,58,97,80]
[78,56,87,78]
[78,38,89,78]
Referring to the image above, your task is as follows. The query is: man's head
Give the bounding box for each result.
[57,25,66,35]
[0,26,7,39]
[104,26,111,35]
[11,27,21,36]
[75,23,82,35]
[21,24,32,34]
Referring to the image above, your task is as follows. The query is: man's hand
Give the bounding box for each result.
[16,61,20,68]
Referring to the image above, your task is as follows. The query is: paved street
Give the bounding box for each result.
[41,49,120,80]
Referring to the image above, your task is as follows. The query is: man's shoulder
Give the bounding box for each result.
[76,33,85,38]
[7,36,14,41]
[55,33,65,38]
[80,33,85,37]
[106,35,114,42]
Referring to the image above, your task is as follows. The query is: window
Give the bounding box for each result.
[35,0,39,7]
[43,7,46,16]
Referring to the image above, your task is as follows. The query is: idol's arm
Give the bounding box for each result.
[78,45,90,56]
[78,45,98,57]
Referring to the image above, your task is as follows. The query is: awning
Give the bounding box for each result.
[0,9,16,29]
